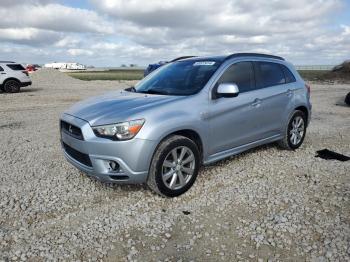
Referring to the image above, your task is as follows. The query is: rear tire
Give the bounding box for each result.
[345,92,350,106]
[278,110,307,150]
[4,80,20,93]
[147,135,200,197]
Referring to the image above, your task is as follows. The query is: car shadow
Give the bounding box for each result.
[20,88,43,93]
[202,143,277,170]
[84,142,279,196]
[0,88,42,94]
[85,174,148,193]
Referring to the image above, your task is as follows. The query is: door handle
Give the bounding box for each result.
[0,73,6,75]
[286,89,293,97]
[251,98,261,107]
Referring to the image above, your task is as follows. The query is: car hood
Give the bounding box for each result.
[65,90,181,126]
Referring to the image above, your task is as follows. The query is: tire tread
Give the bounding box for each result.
[147,135,199,197]
[278,110,306,150]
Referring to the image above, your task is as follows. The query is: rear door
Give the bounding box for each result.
[252,61,293,137]
[6,64,29,82]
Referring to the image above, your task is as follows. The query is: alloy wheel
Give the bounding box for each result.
[289,116,305,145]
[161,146,195,190]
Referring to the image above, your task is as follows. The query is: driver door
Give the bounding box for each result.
[207,61,265,155]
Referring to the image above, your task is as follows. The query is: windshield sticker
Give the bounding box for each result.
[193,61,216,66]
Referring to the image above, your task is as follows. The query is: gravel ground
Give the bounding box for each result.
[0,69,349,261]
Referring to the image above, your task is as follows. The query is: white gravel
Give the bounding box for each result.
[0,69,349,261]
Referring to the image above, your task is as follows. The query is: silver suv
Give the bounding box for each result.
[0,61,32,93]
[60,53,311,197]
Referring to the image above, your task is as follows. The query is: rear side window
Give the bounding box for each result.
[217,61,255,93]
[0,66,3,71]
[255,62,285,88]
[280,64,296,83]
[6,64,25,71]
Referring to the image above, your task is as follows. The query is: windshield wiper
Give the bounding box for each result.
[138,89,169,95]
[124,86,136,92]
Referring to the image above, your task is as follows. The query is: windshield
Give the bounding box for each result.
[135,60,221,96]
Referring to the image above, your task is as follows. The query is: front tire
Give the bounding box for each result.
[278,110,307,150]
[4,80,20,93]
[147,135,200,197]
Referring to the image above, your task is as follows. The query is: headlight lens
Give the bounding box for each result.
[92,119,145,140]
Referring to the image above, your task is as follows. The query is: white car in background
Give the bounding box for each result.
[0,61,32,93]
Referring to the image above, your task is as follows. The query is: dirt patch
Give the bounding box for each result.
[0,121,23,130]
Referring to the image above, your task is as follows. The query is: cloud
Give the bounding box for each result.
[91,0,340,36]
[87,0,348,65]
[54,36,81,48]
[341,25,350,36]
[0,4,113,34]
[0,0,53,7]
[67,48,94,56]
[0,0,348,66]
[0,2,114,49]
[0,28,61,46]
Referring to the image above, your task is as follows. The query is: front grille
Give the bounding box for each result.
[62,142,92,167]
[61,121,84,140]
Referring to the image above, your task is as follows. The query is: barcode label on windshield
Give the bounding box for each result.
[193,61,216,66]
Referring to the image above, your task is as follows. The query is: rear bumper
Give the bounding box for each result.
[307,102,312,126]
[60,113,157,184]
[20,81,32,87]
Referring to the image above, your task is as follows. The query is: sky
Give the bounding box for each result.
[0,0,349,67]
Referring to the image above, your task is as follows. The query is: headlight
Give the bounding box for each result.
[92,119,145,141]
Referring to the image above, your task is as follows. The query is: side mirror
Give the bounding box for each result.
[216,83,239,98]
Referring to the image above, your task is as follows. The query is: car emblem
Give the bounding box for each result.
[68,125,73,133]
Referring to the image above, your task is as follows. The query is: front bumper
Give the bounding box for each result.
[60,113,157,184]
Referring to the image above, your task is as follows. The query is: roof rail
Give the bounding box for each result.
[0,61,15,63]
[225,53,285,61]
[170,56,197,62]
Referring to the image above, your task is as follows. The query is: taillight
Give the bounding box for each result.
[22,70,29,76]
[305,83,311,95]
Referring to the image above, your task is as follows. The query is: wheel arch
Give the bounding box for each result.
[153,128,204,164]
[294,105,309,125]
[3,77,21,85]
[167,129,203,160]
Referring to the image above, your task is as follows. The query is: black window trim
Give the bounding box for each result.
[279,64,296,84]
[212,60,256,98]
[0,66,3,71]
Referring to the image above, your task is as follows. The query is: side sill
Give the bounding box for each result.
[203,134,283,165]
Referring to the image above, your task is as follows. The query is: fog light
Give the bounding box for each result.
[108,161,119,172]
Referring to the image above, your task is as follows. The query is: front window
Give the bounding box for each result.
[217,61,255,93]
[135,60,221,96]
